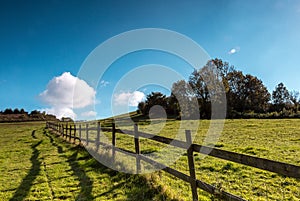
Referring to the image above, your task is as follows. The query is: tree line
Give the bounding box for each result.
[138,58,300,119]
[0,108,57,122]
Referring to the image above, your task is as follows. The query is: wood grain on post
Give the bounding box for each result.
[74,125,77,143]
[61,124,63,137]
[134,123,141,173]
[66,123,69,139]
[96,122,100,152]
[69,124,72,142]
[112,122,116,161]
[79,124,82,139]
[86,124,89,146]
[63,124,65,138]
[185,130,198,201]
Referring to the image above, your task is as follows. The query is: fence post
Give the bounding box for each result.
[134,123,141,174]
[185,130,198,201]
[60,124,63,136]
[62,124,64,137]
[79,124,82,140]
[96,122,100,152]
[74,124,77,143]
[112,122,116,161]
[69,124,72,142]
[86,124,89,146]
[65,123,68,139]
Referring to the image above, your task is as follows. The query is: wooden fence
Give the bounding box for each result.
[46,121,300,201]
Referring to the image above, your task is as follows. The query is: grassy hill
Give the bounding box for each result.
[0,118,299,200]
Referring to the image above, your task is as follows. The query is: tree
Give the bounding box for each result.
[289,90,299,112]
[19,108,28,114]
[188,59,233,118]
[226,71,270,114]
[140,92,168,117]
[30,110,40,115]
[188,69,211,118]
[137,101,146,114]
[169,80,199,118]
[13,108,20,114]
[243,74,270,113]
[226,71,245,113]
[272,83,290,112]
[3,108,13,114]
[210,58,235,79]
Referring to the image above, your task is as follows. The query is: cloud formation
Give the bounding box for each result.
[114,91,145,107]
[43,107,77,119]
[39,72,96,119]
[81,110,97,117]
[228,46,240,55]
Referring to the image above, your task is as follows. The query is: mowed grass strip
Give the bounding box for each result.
[0,122,176,201]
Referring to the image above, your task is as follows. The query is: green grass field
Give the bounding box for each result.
[99,118,300,200]
[0,119,299,200]
[0,122,171,201]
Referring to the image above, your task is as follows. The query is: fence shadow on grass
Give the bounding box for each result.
[31,130,37,139]
[82,149,169,201]
[9,140,42,201]
[67,150,94,200]
[45,128,174,200]
[43,129,94,200]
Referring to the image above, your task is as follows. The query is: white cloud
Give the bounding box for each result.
[114,91,145,107]
[39,72,96,119]
[41,107,77,120]
[81,110,97,117]
[228,47,240,55]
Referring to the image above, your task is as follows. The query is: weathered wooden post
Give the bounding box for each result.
[65,123,68,139]
[60,124,62,136]
[69,124,72,142]
[112,122,116,161]
[79,124,82,140]
[62,124,65,138]
[95,122,100,152]
[73,124,77,143]
[185,130,198,201]
[86,124,89,146]
[58,123,61,135]
[134,123,141,173]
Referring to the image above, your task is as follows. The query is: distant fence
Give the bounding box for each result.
[46,121,300,201]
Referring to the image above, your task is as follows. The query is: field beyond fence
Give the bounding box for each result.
[46,120,300,201]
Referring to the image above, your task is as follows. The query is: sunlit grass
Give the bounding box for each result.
[1,119,299,200]
[97,118,300,200]
[134,119,300,200]
[0,122,175,201]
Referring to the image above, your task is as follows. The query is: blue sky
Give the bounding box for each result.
[1,0,300,119]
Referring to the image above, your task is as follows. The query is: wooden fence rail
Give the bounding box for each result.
[46,121,300,201]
